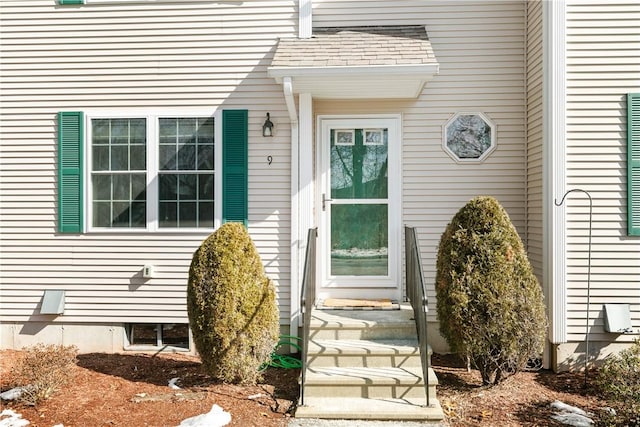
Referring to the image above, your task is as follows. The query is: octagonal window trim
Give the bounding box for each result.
[443,112,496,163]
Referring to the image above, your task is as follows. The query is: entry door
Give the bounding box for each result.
[318,117,401,300]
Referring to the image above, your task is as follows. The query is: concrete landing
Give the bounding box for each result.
[295,396,445,421]
[289,419,448,427]
[311,303,416,325]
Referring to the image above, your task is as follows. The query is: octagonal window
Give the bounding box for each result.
[443,112,496,162]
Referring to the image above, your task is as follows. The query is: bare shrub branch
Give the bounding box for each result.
[12,344,78,406]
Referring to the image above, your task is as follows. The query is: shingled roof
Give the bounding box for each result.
[271,25,437,68]
[268,25,439,99]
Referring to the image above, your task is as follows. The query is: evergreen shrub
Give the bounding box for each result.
[435,196,547,385]
[595,340,640,426]
[187,222,279,384]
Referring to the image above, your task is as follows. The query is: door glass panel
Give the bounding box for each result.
[330,203,388,276]
[330,129,388,199]
[329,128,389,277]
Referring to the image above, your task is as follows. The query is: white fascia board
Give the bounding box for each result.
[268,64,439,99]
[81,0,258,3]
[294,79,427,99]
[268,64,439,81]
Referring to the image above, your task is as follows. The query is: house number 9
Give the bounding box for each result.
[267,156,273,165]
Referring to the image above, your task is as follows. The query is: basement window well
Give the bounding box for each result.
[125,323,190,350]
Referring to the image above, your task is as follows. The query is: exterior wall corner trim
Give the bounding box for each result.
[543,0,567,345]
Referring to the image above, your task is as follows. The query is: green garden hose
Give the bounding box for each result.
[260,335,303,370]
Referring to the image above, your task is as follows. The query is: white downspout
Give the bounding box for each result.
[285,77,301,339]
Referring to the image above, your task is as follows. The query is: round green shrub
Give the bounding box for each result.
[187,222,279,384]
[595,340,640,426]
[435,196,547,385]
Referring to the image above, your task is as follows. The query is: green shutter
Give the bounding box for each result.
[629,94,640,236]
[58,0,85,4]
[222,110,248,226]
[58,112,84,233]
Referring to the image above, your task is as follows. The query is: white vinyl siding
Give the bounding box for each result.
[565,0,640,342]
[526,0,544,283]
[313,0,527,322]
[0,0,296,324]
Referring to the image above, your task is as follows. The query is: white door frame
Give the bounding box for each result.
[316,115,402,301]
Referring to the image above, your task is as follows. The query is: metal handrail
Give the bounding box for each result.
[299,227,317,407]
[405,226,431,407]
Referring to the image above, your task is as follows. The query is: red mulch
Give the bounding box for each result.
[0,350,298,427]
[432,353,609,426]
[1,350,610,426]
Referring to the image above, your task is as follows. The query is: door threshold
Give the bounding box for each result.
[316,298,401,311]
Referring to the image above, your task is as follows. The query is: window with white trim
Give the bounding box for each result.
[88,115,216,230]
[443,112,496,162]
[57,110,248,233]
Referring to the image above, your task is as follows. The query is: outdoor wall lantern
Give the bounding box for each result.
[262,113,274,137]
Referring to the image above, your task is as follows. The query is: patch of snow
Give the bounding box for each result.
[551,400,590,417]
[550,400,594,427]
[551,413,594,427]
[0,387,25,401]
[177,404,231,427]
[168,377,181,390]
[247,393,263,400]
[0,409,30,427]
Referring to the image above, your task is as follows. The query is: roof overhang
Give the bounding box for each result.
[268,63,439,99]
[268,26,440,99]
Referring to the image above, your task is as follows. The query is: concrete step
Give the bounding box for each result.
[298,304,443,421]
[295,396,445,421]
[307,339,427,368]
[309,305,417,340]
[302,366,438,400]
